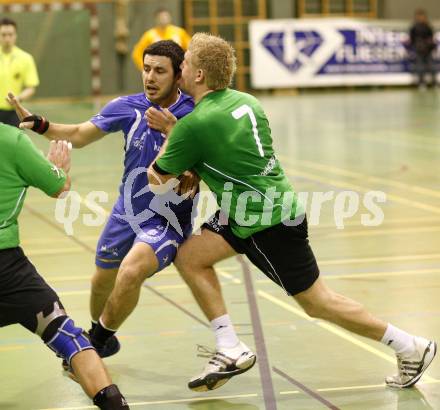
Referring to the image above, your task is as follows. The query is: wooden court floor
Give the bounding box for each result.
[1,89,440,409]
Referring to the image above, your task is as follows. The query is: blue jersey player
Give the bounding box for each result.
[9,41,196,357]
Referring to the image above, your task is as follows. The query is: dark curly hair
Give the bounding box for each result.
[142,40,184,77]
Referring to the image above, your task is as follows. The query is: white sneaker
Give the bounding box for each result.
[188,342,257,392]
[386,337,437,388]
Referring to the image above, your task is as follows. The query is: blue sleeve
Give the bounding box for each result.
[90,97,135,134]
[173,99,195,120]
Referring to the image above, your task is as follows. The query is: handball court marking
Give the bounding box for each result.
[19,203,382,410]
[278,156,440,201]
[283,166,440,215]
[20,202,437,409]
[21,222,440,243]
[22,153,440,408]
[311,215,440,229]
[24,202,283,409]
[13,93,438,409]
[275,152,440,214]
[342,130,440,153]
[49,267,440,290]
[37,381,440,410]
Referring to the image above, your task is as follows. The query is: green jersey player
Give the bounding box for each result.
[0,124,128,409]
[148,33,436,394]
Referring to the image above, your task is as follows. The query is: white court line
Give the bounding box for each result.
[21,235,98,246]
[319,253,440,266]
[27,248,84,257]
[280,378,440,395]
[279,156,440,200]
[322,268,440,280]
[310,215,440,229]
[218,269,242,284]
[53,267,440,289]
[46,275,92,282]
[322,225,440,238]
[37,379,440,410]
[257,290,437,383]
[39,393,259,410]
[282,166,440,215]
[256,268,440,283]
[57,290,89,297]
[57,278,238,296]
[0,345,25,352]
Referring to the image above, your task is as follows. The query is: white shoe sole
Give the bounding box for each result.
[188,355,257,392]
[386,341,437,388]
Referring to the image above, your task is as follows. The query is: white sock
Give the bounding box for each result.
[381,324,415,355]
[99,317,118,332]
[211,314,240,349]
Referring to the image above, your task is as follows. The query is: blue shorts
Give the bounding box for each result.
[95,201,192,272]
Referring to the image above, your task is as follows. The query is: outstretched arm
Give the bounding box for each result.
[6,92,106,148]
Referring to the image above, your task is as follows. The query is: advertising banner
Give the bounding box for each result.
[250,19,440,88]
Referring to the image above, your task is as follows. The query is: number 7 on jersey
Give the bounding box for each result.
[231,104,264,157]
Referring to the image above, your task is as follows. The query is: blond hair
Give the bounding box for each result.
[189,33,237,90]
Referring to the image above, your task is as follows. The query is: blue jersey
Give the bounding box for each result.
[90,91,195,223]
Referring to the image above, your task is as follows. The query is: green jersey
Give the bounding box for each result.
[0,124,66,250]
[156,89,302,238]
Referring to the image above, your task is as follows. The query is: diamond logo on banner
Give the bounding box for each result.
[261,30,324,72]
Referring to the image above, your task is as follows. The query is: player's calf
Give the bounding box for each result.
[35,305,129,409]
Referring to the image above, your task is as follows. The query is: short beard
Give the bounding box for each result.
[146,80,178,106]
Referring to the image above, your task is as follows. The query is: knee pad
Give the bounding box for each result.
[46,317,94,365]
[93,384,129,410]
[35,301,66,337]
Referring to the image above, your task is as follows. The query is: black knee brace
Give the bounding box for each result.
[93,384,129,409]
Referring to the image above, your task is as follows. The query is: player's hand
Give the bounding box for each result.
[145,107,177,135]
[176,170,200,198]
[47,140,72,173]
[6,92,31,122]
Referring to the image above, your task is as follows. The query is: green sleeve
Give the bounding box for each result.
[16,132,66,196]
[156,119,201,175]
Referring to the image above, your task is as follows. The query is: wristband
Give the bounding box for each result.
[22,115,50,134]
